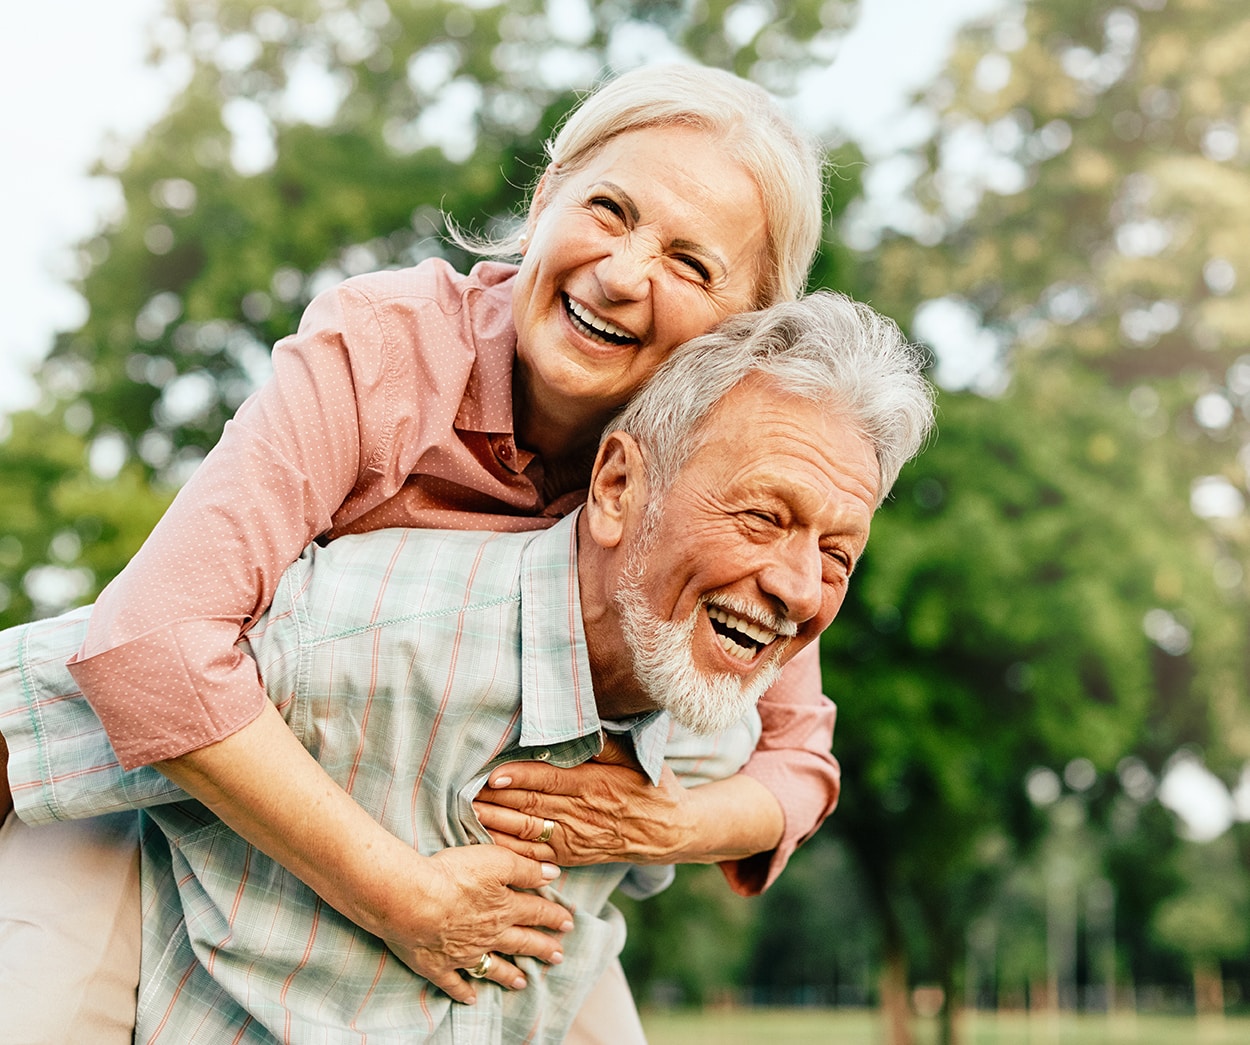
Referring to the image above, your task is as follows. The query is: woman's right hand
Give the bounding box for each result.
[156,704,573,1005]
[379,845,574,1003]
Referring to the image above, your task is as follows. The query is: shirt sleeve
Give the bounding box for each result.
[716,641,840,896]
[66,282,389,770]
[0,610,187,823]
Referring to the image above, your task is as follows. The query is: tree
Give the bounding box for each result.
[1152,831,1249,1016]
[816,2,1250,1040]
[820,361,1238,1044]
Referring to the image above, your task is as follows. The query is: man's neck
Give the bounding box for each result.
[575,514,654,722]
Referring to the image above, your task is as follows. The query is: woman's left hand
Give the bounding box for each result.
[472,737,694,866]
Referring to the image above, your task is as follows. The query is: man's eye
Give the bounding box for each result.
[823,547,853,573]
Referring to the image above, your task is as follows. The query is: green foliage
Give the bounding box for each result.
[4,0,1249,1025]
[1152,833,1249,965]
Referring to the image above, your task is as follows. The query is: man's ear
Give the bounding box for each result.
[586,431,647,549]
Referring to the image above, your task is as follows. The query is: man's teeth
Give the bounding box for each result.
[707,606,777,661]
[566,297,635,342]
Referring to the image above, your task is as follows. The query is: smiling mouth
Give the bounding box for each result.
[706,605,785,662]
[564,294,639,347]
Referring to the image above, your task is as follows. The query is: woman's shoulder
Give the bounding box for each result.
[335,258,518,314]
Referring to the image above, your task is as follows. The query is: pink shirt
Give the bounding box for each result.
[67,258,839,893]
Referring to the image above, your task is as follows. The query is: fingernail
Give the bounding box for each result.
[512,976,527,990]
[560,919,574,933]
[551,950,564,965]
[492,775,511,787]
[541,862,560,880]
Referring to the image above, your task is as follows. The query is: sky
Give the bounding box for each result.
[0,0,1234,834]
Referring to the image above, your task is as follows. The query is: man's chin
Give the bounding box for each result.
[659,662,782,735]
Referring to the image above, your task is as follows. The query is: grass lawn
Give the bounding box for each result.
[640,1007,1250,1044]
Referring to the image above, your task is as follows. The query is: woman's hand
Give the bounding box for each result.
[473,737,695,866]
[380,845,574,1004]
[156,703,574,1005]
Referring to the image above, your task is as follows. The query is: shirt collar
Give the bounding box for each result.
[517,510,668,785]
[453,262,521,437]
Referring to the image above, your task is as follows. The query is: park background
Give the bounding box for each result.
[2,1,1248,1042]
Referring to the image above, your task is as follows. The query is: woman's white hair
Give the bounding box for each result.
[606,292,936,507]
[456,63,824,306]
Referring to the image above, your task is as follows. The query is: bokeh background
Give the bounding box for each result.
[3,2,1248,1043]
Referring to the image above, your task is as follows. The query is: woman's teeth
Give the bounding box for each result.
[565,296,636,345]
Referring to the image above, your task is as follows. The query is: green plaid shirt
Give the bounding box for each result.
[1,513,759,1043]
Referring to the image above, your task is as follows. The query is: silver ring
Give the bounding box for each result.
[535,819,555,844]
[466,953,493,979]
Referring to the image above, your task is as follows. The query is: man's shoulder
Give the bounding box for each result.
[288,526,536,630]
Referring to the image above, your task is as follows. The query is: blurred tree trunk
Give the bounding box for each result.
[1194,961,1224,1018]
[879,933,912,1045]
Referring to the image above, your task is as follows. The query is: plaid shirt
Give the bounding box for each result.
[1,513,759,1043]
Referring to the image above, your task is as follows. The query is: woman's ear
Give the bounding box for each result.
[586,432,647,550]
[522,164,560,247]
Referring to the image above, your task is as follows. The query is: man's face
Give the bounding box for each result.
[612,375,880,733]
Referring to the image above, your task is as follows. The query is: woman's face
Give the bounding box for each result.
[512,125,769,429]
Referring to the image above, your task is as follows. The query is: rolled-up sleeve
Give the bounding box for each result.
[718,641,840,895]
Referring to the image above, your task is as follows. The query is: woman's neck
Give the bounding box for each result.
[512,365,607,467]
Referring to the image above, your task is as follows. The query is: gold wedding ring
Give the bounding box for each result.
[466,953,494,979]
[536,818,555,844]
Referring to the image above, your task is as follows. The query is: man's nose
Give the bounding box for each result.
[758,542,824,626]
[596,238,654,301]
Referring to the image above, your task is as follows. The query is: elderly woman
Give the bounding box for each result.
[0,63,834,1039]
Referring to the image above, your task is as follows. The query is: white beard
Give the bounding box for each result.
[613,536,788,736]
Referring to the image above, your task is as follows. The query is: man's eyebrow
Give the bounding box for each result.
[595,181,640,222]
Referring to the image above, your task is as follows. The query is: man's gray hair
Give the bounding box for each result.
[606,292,936,507]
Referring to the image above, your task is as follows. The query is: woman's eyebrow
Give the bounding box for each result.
[671,237,728,277]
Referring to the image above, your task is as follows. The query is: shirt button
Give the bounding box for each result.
[534,749,551,761]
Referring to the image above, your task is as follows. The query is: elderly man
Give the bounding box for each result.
[0,291,933,1043]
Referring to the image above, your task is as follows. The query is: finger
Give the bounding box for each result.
[481,828,555,862]
[402,955,478,1005]
[475,786,584,822]
[592,735,640,768]
[489,850,569,896]
[485,760,573,794]
[474,804,553,845]
[492,927,568,967]
[510,893,574,935]
[482,954,530,991]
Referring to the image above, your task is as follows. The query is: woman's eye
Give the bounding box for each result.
[591,196,625,220]
[676,255,711,281]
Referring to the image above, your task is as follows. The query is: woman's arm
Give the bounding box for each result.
[158,703,572,1002]
[65,264,567,996]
